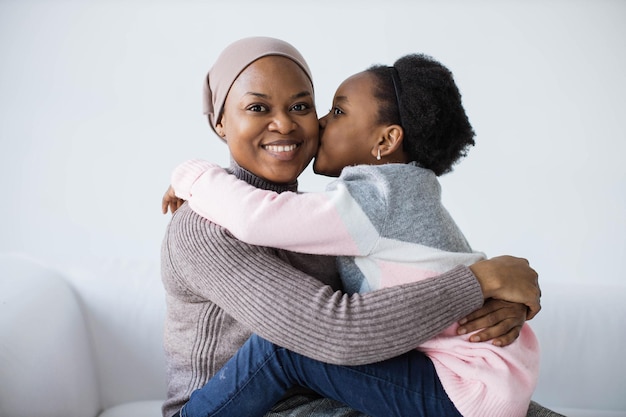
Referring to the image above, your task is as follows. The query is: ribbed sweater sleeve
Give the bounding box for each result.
[164,204,483,366]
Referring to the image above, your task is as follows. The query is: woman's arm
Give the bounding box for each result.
[171,159,376,256]
[164,205,484,365]
[166,205,540,365]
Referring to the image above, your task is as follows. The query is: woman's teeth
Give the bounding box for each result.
[264,144,298,153]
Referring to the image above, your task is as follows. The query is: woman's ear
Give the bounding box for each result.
[371,125,404,160]
[215,123,226,138]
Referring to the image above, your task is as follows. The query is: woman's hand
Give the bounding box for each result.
[162,186,185,214]
[457,299,527,347]
[469,255,541,319]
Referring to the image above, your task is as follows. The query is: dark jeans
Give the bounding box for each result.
[179,334,461,417]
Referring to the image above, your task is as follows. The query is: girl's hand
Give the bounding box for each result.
[457,299,527,347]
[162,186,185,214]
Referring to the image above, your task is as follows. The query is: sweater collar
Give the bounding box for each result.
[226,159,299,194]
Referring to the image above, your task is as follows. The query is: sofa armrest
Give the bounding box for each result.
[0,254,100,417]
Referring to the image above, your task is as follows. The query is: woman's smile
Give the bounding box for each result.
[262,140,303,160]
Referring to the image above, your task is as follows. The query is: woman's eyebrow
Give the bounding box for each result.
[292,91,312,99]
[244,91,312,99]
[245,92,270,99]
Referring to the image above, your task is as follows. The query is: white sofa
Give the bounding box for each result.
[1,252,625,417]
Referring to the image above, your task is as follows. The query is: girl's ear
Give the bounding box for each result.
[371,125,404,160]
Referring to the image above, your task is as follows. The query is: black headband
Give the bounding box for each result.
[389,66,404,126]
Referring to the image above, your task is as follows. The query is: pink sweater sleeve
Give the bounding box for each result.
[171,159,376,256]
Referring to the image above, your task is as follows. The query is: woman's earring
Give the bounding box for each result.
[376,148,381,161]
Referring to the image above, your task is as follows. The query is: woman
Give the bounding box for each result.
[160,36,541,417]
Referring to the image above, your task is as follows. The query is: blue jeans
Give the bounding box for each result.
[180,334,461,417]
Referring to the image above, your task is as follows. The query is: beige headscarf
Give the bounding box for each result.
[203,37,313,139]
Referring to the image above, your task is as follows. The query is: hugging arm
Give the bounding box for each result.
[171,159,375,256]
[164,207,485,366]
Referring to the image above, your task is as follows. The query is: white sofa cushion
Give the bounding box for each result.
[0,254,100,417]
[98,400,163,417]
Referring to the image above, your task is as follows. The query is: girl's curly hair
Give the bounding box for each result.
[367,54,475,176]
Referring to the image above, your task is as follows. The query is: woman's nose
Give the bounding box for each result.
[268,111,296,134]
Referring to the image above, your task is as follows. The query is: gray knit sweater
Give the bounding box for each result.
[160,163,483,417]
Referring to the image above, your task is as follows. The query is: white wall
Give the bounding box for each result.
[1,0,625,286]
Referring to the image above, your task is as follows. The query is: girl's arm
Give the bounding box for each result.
[171,159,377,256]
[170,160,542,319]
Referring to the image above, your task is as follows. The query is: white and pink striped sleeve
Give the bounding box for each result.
[171,160,378,256]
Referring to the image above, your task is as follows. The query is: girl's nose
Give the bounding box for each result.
[319,114,328,129]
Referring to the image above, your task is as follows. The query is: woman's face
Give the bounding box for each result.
[313,71,385,177]
[217,56,319,184]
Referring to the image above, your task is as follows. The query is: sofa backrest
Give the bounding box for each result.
[531,281,626,412]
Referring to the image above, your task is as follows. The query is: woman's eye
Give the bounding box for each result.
[291,103,310,112]
[248,104,267,112]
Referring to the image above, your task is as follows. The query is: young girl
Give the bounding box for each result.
[166,54,539,417]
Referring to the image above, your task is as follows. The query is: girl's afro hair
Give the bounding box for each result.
[367,54,475,176]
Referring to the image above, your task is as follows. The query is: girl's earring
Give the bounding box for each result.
[376,148,381,161]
